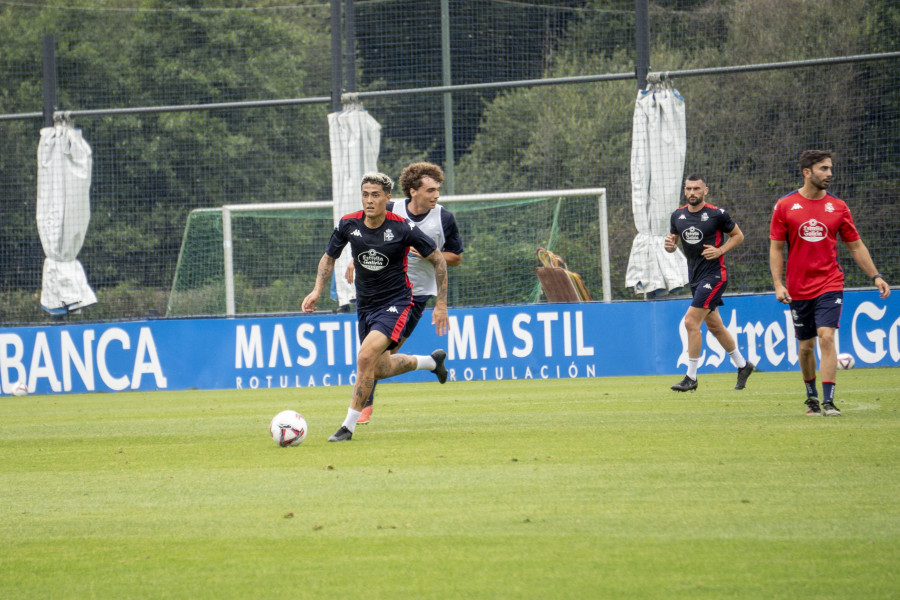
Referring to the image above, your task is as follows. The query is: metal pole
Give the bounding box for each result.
[330,0,343,112]
[344,0,356,93]
[635,0,650,91]
[598,191,611,302]
[223,207,235,316]
[42,35,58,127]
[440,0,456,194]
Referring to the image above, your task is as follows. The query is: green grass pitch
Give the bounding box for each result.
[2,368,898,599]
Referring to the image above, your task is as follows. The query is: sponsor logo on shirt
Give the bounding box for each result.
[682,226,703,245]
[790,203,803,210]
[351,229,362,237]
[678,214,686,220]
[798,219,828,242]
[358,249,389,271]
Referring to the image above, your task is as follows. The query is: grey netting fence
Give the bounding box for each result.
[1,0,898,325]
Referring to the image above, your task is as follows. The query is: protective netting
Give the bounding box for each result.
[1,1,898,324]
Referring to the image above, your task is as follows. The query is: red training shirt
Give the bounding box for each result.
[769,190,860,300]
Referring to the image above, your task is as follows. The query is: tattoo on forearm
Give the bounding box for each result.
[433,258,448,302]
[316,255,335,289]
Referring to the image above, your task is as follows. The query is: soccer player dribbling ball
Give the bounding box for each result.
[769,150,891,416]
[302,172,450,441]
[346,162,464,425]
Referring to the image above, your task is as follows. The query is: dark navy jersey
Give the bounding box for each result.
[669,203,736,285]
[326,211,437,309]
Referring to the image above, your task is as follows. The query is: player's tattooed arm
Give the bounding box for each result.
[426,250,449,335]
[302,253,336,312]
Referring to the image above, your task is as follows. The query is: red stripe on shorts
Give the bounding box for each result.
[702,281,724,309]
[390,303,412,342]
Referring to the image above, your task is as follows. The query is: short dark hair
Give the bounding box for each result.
[360,172,394,195]
[799,150,834,174]
[684,173,706,186]
[399,162,444,198]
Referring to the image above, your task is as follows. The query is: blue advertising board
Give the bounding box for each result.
[1,290,897,395]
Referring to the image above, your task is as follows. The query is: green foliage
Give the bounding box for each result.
[1,1,898,320]
[0,2,333,303]
[457,0,900,299]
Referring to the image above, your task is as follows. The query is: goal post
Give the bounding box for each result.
[167,188,609,317]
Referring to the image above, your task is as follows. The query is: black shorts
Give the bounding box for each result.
[790,290,843,340]
[400,296,430,340]
[357,300,413,351]
[689,276,727,310]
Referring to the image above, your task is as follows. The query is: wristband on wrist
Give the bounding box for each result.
[872,273,884,282]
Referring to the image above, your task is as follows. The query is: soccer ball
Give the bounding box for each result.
[269,410,308,447]
[11,382,28,397]
[837,353,855,370]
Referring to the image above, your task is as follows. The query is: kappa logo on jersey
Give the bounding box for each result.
[384,228,394,241]
[799,218,828,242]
[825,202,835,213]
[835,297,842,305]
[703,283,713,290]
[386,306,399,314]
[790,203,803,210]
[351,229,362,237]
[700,212,709,222]
[681,226,703,245]
[678,214,687,219]
[358,249,389,271]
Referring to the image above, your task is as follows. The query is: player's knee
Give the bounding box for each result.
[684,316,702,331]
[817,334,836,351]
[798,340,816,358]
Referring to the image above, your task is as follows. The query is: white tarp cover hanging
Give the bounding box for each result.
[625,83,689,295]
[327,102,381,306]
[36,122,97,314]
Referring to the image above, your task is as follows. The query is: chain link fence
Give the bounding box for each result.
[1,0,898,325]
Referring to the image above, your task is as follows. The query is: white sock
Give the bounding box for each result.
[342,408,361,433]
[687,358,699,380]
[729,349,747,369]
[416,355,436,371]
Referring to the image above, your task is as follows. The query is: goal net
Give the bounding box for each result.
[166,189,608,317]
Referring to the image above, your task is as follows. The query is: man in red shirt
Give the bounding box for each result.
[769,150,890,416]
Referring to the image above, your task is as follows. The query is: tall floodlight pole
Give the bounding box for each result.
[440,0,455,194]
[42,35,58,127]
[635,0,650,90]
[330,0,343,112]
[344,0,357,93]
